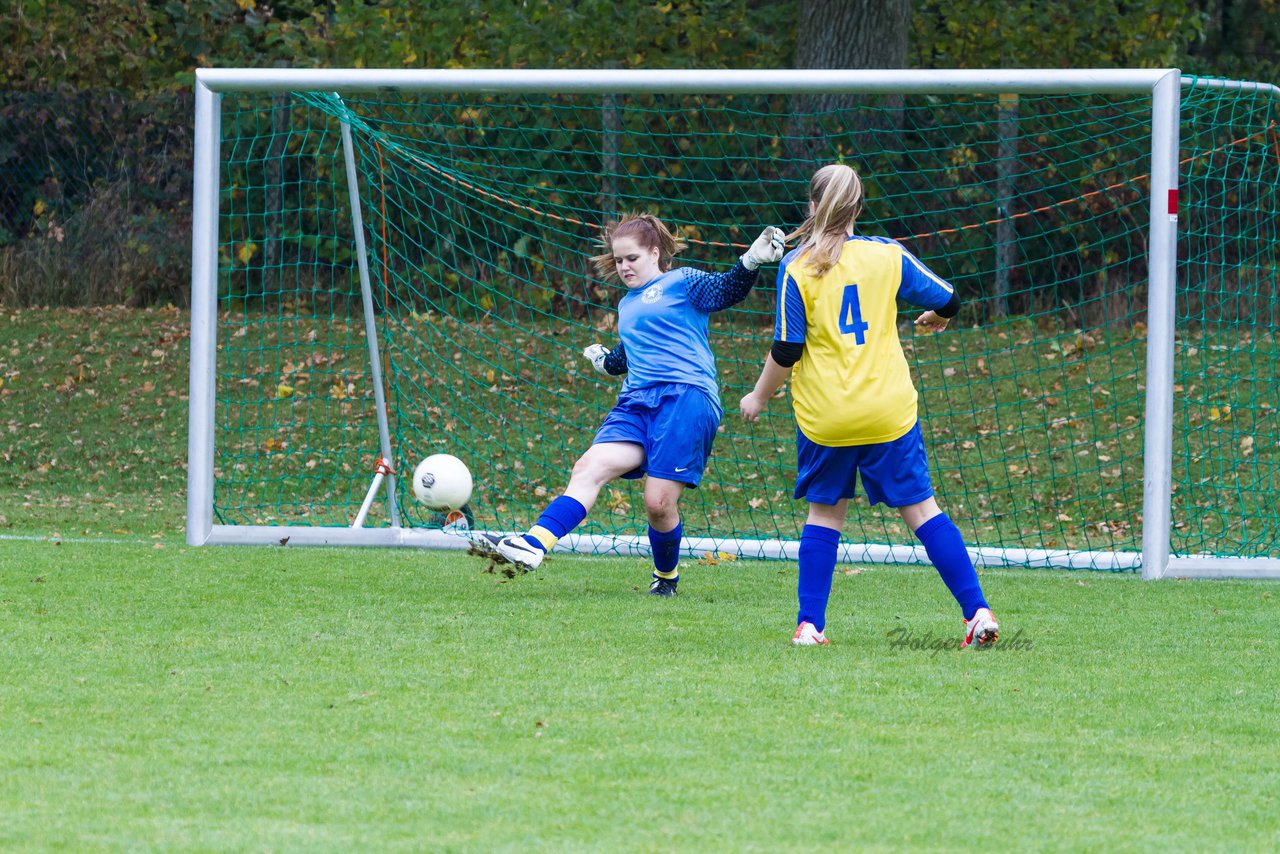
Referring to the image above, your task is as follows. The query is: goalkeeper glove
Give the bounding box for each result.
[583,343,611,374]
[741,226,786,271]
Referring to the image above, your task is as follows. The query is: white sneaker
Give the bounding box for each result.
[475,533,545,571]
[495,534,546,571]
[792,621,830,646]
[962,607,999,648]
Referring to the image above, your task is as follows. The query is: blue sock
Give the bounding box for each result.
[797,524,841,632]
[649,520,682,580]
[523,495,587,553]
[915,513,988,620]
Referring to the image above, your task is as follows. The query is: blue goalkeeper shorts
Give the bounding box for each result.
[794,421,934,508]
[593,382,720,487]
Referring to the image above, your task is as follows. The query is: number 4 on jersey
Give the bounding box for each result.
[839,284,869,345]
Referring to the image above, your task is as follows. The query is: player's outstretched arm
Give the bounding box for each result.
[742,226,786,271]
[687,227,786,313]
[898,246,960,334]
[739,350,794,423]
[583,342,628,376]
[914,309,951,334]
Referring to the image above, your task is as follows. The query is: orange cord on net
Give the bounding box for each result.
[377,121,1277,249]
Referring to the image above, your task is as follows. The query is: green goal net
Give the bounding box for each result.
[1174,80,1279,561]
[197,72,1278,570]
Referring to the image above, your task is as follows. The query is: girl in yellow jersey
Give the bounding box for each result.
[740,164,999,648]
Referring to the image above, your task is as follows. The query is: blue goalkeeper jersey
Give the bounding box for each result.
[613,262,758,409]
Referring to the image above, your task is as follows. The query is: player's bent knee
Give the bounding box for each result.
[569,453,596,479]
[643,481,683,525]
[899,496,942,532]
[644,494,677,519]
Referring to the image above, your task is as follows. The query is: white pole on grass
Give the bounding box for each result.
[186,80,221,547]
[339,99,400,528]
[1140,70,1182,580]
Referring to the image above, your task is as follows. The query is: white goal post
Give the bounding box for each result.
[186,67,1280,579]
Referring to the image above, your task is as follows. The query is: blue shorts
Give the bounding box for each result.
[593,383,720,487]
[794,422,934,507]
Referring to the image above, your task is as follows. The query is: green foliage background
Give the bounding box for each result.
[0,0,1277,306]
[6,0,1278,96]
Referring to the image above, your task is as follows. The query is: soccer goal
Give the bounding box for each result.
[186,68,1280,579]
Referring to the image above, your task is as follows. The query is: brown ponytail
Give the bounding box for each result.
[786,164,865,278]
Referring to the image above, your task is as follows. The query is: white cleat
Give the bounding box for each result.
[962,607,999,648]
[475,533,545,572]
[791,621,830,646]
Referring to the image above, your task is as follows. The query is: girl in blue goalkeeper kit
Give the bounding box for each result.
[739,164,999,647]
[481,213,784,595]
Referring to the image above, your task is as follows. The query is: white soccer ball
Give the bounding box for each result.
[411,454,473,511]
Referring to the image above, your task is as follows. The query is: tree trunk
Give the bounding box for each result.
[795,0,911,85]
[786,0,912,189]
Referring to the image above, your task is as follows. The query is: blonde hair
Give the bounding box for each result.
[590,213,687,284]
[786,164,865,277]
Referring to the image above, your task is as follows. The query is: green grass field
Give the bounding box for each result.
[3,306,1278,850]
[2,540,1278,851]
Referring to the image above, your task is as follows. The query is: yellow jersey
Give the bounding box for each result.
[774,236,955,446]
